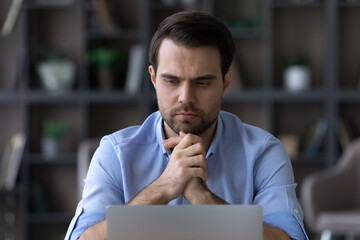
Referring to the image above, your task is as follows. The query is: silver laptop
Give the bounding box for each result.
[107,205,263,240]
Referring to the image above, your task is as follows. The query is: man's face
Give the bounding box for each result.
[149,39,231,137]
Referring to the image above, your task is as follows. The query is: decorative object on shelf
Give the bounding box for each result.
[88,47,128,91]
[337,117,354,151]
[92,0,116,33]
[41,120,68,160]
[283,53,311,93]
[36,50,76,93]
[125,44,145,94]
[224,0,263,33]
[301,118,328,158]
[278,133,299,160]
[0,133,26,191]
[1,0,23,36]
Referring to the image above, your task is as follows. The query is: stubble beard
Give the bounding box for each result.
[160,103,220,136]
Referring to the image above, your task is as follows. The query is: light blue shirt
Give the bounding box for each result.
[65,111,308,240]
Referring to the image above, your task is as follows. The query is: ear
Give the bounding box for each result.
[149,65,156,89]
[222,69,232,97]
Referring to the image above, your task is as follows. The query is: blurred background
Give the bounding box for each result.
[0,0,359,239]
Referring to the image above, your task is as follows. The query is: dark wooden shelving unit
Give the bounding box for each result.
[1,0,360,238]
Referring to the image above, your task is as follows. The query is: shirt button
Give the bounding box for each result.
[293,209,299,215]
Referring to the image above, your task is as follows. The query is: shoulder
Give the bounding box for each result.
[219,111,278,146]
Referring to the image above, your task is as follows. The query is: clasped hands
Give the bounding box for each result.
[159,131,210,204]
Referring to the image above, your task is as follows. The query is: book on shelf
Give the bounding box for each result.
[227,59,243,93]
[302,118,327,158]
[0,133,26,191]
[93,0,116,33]
[124,44,145,94]
[278,133,299,160]
[1,0,23,36]
[337,117,353,151]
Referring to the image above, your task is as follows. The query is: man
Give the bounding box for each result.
[65,11,308,240]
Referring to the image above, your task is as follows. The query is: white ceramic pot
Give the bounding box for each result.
[37,59,75,92]
[41,138,60,160]
[284,65,311,92]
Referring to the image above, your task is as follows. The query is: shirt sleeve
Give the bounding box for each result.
[253,135,309,240]
[65,137,125,240]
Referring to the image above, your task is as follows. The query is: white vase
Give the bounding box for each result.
[284,65,311,92]
[41,138,60,160]
[37,59,76,92]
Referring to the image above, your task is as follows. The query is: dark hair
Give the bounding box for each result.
[149,11,235,77]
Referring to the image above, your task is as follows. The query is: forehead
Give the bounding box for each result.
[157,39,221,72]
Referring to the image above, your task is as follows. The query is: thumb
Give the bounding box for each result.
[179,131,187,138]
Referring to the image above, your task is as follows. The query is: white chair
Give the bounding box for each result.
[77,139,100,200]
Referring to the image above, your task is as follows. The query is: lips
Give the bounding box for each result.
[177,112,199,121]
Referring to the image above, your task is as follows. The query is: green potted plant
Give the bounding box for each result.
[41,119,68,160]
[283,53,311,92]
[88,47,128,90]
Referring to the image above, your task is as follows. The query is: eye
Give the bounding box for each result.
[164,78,179,85]
[196,80,211,87]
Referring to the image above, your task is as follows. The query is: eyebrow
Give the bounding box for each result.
[160,73,217,81]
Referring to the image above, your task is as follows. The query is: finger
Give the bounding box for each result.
[188,168,207,182]
[181,133,203,146]
[179,131,186,138]
[162,136,182,149]
[175,154,207,169]
[180,142,205,157]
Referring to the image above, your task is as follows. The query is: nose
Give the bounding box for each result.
[178,81,195,104]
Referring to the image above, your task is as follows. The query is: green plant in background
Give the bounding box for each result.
[42,120,68,140]
[285,53,307,67]
[88,47,128,69]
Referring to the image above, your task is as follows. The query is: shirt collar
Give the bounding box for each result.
[155,111,224,158]
[206,113,223,158]
[155,112,171,156]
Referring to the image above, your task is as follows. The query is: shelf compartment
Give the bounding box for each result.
[234,39,264,88]
[338,7,360,89]
[84,0,140,32]
[27,8,82,90]
[221,102,268,130]
[273,102,325,158]
[272,7,325,89]
[0,32,24,91]
[28,221,70,239]
[337,103,360,151]
[28,104,82,153]
[0,103,24,157]
[88,103,143,138]
[29,164,77,213]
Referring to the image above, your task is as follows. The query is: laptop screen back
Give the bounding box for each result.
[107,205,263,240]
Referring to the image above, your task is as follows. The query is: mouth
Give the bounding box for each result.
[176,112,199,121]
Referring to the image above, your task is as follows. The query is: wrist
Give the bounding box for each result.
[127,181,171,205]
[186,187,212,205]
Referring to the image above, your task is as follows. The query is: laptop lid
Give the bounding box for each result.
[107,205,263,240]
